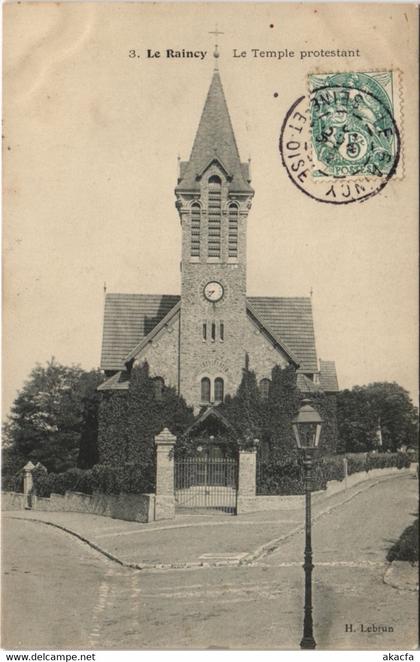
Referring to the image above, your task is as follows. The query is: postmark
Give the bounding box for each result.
[309,72,401,180]
[279,72,401,204]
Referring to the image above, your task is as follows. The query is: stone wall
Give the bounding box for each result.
[2,490,155,523]
[237,465,414,513]
[1,492,27,510]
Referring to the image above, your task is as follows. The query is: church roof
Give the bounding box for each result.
[319,359,339,392]
[100,293,319,373]
[297,373,322,393]
[247,296,318,373]
[100,293,180,371]
[175,70,253,194]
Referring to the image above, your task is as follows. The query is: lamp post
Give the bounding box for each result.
[292,398,323,650]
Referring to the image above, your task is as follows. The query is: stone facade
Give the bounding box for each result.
[98,67,338,415]
[128,71,290,411]
[177,214,251,407]
[134,312,180,392]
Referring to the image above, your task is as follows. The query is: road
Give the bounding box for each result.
[2,473,418,650]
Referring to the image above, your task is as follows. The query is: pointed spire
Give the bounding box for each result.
[209,25,224,71]
[213,43,220,69]
[176,70,253,194]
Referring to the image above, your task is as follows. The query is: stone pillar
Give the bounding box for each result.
[237,440,258,513]
[154,428,176,521]
[23,461,35,509]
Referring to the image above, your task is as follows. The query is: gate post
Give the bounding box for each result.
[154,428,176,521]
[237,440,259,514]
[23,461,35,509]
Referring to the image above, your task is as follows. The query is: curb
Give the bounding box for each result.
[5,514,242,572]
[5,472,410,573]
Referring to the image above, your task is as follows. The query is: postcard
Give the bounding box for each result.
[2,2,418,653]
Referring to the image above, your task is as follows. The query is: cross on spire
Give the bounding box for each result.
[209,25,224,69]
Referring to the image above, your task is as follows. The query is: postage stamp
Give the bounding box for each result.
[279,71,402,204]
[308,71,402,181]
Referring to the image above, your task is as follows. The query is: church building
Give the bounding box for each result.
[98,64,338,412]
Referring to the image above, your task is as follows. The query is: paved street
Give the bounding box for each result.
[2,472,418,650]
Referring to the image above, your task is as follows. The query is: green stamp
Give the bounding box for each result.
[308,72,399,179]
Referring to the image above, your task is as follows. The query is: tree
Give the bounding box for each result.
[264,365,301,464]
[219,364,338,461]
[2,359,104,476]
[220,368,262,444]
[336,382,418,453]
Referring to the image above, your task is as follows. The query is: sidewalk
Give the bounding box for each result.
[3,472,413,571]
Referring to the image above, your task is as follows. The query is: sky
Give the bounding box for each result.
[3,2,418,418]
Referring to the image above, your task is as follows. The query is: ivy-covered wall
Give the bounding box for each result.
[97,363,194,488]
[219,365,338,463]
[97,362,338,492]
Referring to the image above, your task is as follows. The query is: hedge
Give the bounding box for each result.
[32,463,154,498]
[257,452,411,495]
[386,518,419,563]
[2,472,24,493]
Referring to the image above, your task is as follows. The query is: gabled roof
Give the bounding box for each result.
[247,297,318,373]
[319,359,339,392]
[97,370,129,391]
[297,373,322,394]
[100,293,180,370]
[100,293,319,374]
[184,406,238,437]
[124,301,180,363]
[176,70,253,194]
[246,301,299,367]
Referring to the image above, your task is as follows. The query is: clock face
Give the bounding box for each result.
[204,281,224,302]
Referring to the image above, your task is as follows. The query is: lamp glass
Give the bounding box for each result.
[292,400,323,449]
[293,422,322,449]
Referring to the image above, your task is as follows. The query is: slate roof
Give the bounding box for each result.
[297,373,322,393]
[319,359,339,392]
[100,293,319,373]
[175,70,253,194]
[100,293,180,371]
[97,370,129,391]
[248,297,318,373]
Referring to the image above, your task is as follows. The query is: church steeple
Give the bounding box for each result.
[175,64,255,410]
[176,70,253,195]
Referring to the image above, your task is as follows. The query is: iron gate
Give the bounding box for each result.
[175,457,238,513]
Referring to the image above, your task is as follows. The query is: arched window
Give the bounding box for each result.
[201,377,211,403]
[190,203,201,257]
[228,203,239,258]
[214,377,224,402]
[220,322,224,341]
[208,176,221,258]
[211,322,216,341]
[153,377,165,400]
[259,378,271,401]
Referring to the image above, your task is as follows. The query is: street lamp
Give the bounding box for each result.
[292,398,323,650]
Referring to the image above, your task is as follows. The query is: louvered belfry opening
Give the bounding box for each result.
[207,175,222,258]
[190,203,201,257]
[228,203,239,258]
